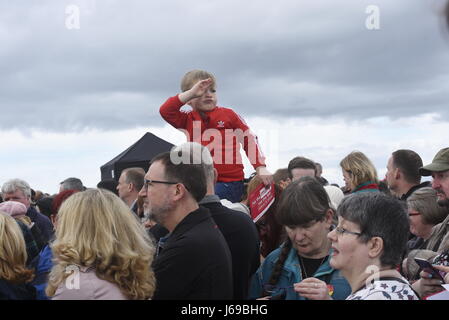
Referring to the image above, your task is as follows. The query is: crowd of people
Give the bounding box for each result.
[1,68,449,300]
[1,144,449,300]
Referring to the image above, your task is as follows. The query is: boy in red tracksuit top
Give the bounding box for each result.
[160,70,272,202]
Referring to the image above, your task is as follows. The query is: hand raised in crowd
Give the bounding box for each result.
[179,78,214,103]
[433,265,449,284]
[412,270,445,298]
[256,166,274,186]
[294,277,333,300]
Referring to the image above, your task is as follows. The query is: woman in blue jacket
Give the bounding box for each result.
[249,176,351,300]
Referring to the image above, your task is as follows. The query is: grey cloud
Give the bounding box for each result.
[1,0,448,132]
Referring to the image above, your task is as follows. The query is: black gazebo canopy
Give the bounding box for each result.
[100,132,174,181]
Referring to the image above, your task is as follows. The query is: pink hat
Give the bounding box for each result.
[0,201,28,219]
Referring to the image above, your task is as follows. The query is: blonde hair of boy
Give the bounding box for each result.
[0,212,34,283]
[46,189,156,300]
[181,69,216,92]
[340,151,379,189]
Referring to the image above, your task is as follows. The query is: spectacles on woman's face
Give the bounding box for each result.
[408,211,421,217]
[334,226,362,237]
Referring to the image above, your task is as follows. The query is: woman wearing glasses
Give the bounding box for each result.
[328,192,419,300]
[401,187,449,281]
[248,177,351,300]
[402,187,447,282]
[406,187,448,253]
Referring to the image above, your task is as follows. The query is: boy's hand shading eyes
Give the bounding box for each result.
[179,78,214,103]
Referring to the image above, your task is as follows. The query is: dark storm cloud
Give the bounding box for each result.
[1,0,448,131]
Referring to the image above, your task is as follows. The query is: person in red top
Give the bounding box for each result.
[160,69,273,202]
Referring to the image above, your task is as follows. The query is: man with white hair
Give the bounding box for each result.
[2,178,53,242]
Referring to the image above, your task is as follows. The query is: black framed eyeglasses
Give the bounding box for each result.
[335,226,362,237]
[408,211,421,217]
[144,179,178,190]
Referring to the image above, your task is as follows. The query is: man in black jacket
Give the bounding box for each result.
[140,146,233,300]
[198,143,261,300]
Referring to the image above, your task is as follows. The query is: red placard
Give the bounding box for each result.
[249,182,275,222]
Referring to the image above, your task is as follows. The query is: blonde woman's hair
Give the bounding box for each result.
[340,151,379,189]
[46,189,156,300]
[0,212,34,283]
[180,69,216,92]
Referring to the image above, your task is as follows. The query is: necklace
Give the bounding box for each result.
[298,254,328,279]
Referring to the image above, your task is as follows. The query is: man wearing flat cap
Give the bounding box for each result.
[419,147,449,209]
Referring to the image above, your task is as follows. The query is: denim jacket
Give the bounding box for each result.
[248,244,351,300]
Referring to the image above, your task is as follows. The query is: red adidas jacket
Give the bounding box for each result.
[160,95,266,182]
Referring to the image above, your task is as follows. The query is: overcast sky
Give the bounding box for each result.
[1,0,448,194]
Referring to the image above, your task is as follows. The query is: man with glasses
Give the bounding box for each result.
[2,179,53,244]
[139,146,233,300]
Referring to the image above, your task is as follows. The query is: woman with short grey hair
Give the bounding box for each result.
[328,192,419,300]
